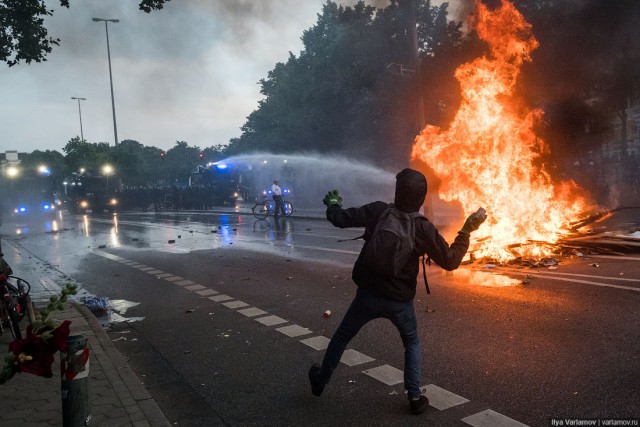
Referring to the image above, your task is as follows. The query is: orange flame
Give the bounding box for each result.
[411,0,590,262]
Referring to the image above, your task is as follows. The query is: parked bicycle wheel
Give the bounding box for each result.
[2,305,22,340]
[283,201,293,217]
[252,203,269,220]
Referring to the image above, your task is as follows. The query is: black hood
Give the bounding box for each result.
[394,168,427,213]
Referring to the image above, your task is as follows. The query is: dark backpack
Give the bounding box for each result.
[358,205,423,277]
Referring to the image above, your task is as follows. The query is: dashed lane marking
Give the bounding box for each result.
[196,289,219,296]
[255,315,288,326]
[362,365,404,386]
[421,384,469,410]
[154,270,173,279]
[90,249,529,426]
[237,307,268,317]
[300,336,330,351]
[340,349,375,366]
[209,294,233,302]
[275,324,312,338]
[496,269,640,293]
[462,409,529,427]
[222,300,250,309]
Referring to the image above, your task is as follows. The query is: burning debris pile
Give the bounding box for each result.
[410,0,640,266]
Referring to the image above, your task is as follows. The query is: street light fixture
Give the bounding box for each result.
[92,17,120,146]
[71,97,86,142]
[6,166,18,193]
[102,164,114,191]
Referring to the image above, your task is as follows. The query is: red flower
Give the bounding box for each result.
[8,320,71,378]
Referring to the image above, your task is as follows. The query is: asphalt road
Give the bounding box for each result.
[1,208,639,427]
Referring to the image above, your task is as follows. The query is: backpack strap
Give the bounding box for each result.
[421,255,431,294]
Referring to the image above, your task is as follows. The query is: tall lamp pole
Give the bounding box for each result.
[71,97,86,142]
[92,17,120,146]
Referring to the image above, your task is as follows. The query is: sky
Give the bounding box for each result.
[2,0,418,154]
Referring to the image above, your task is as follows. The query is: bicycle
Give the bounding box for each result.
[252,195,293,220]
[0,274,31,341]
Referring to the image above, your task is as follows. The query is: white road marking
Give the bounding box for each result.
[591,254,640,261]
[363,365,404,386]
[421,384,469,410]
[276,324,312,338]
[184,284,206,291]
[196,289,219,296]
[300,336,330,351]
[495,266,640,283]
[209,294,233,302]
[501,270,640,292]
[223,300,250,309]
[255,315,288,326]
[91,250,531,426]
[340,349,374,366]
[462,409,529,427]
[237,307,267,317]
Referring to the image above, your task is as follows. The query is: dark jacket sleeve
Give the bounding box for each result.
[326,201,388,232]
[416,218,470,271]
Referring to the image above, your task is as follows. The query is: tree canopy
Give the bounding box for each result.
[0,0,171,66]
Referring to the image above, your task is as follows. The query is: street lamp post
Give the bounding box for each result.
[92,17,120,146]
[71,97,86,142]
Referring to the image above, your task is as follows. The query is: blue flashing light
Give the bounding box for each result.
[215,163,228,170]
[18,206,27,213]
[42,204,51,210]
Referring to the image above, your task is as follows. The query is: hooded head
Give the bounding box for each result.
[394,168,427,212]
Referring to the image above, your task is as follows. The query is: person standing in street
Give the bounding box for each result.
[308,168,487,415]
[271,179,285,217]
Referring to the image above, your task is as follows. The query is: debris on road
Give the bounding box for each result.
[323,310,332,318]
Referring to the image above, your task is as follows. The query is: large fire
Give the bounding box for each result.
[411,0,591,263]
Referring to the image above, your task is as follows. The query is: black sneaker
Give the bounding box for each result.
[409,395,429,415]
[308,364,324,397]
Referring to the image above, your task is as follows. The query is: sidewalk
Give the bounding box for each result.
[0,240,171,427]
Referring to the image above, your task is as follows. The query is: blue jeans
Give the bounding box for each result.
[318,288,422,397]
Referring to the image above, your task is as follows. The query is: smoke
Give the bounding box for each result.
[216,152,396,208]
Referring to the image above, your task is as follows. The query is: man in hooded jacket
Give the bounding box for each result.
[309,168,486,415]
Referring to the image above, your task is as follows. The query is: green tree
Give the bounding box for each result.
[62,137,111,175]
[18,150,67,180]
[228,0,466,169]
[1,0,171,67]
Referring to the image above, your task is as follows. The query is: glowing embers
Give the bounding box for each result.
[411,0,590,263]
